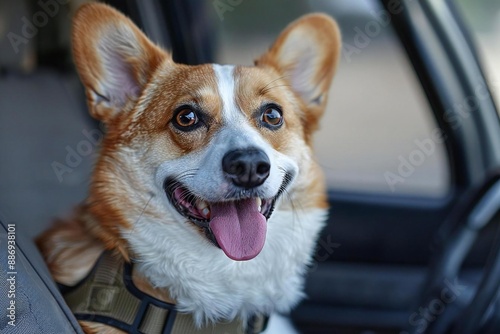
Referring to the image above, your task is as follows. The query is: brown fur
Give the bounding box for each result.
[37,3,340,333]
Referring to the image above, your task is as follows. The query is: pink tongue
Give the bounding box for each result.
[209,199,266,261]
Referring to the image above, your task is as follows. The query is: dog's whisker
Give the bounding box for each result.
[129,192,155,238]
[259,74,292,95]
[276,166,306,230]
[261,83,292,95]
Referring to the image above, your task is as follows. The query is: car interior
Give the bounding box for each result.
[2,0,500,333]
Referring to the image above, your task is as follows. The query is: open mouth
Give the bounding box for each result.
[163,177,290,261]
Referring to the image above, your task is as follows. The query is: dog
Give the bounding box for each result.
[37,3,341,333]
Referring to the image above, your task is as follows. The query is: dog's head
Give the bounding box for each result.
[74,4,340,262]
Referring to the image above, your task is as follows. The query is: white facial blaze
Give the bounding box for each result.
[212,64,240,123]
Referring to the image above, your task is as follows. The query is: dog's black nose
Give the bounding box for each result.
[222,149,271,189]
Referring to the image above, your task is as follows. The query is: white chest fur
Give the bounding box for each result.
[125,207,326,327]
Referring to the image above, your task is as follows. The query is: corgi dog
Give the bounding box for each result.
[37,3,340,333]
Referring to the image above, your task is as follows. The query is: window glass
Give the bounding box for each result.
[214,0,450,197]
[455,0,500,108]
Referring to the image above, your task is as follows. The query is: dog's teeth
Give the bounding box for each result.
[201,207,210,219]
[256,198,262,212]
[196,200,210,219]
[196,200,208,210]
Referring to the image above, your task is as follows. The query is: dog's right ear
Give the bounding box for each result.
[72,3,168,123]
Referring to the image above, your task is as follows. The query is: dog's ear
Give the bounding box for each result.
[257,14,341,134]
[72,3,168,123]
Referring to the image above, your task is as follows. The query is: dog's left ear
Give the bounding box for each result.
[257,14,341,134]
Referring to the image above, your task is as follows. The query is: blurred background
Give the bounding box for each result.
[457,0,500,102]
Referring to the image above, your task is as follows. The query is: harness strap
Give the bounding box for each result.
[61,251,268,334]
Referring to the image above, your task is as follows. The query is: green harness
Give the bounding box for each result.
[61,251,268,334]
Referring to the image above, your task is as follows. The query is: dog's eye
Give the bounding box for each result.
[261,106,283,128]
[174,108,199,129]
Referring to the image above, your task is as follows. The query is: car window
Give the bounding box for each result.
[455,0,500,109]
[213,0,450,197]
